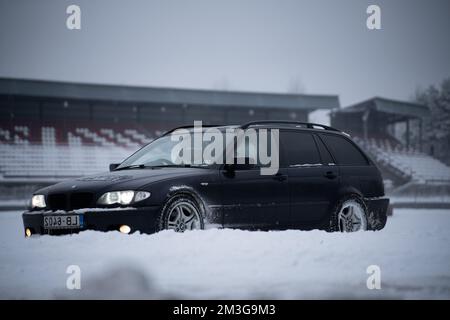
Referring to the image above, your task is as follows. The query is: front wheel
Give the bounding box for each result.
[158,195,205,232]
[329,195,368,232]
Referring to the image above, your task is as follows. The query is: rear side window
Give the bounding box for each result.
[314,135,335,165]
[280,131,321,166]
[319,134,369,166]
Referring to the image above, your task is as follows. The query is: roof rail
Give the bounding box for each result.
[240,120,340,132]
[162,124,227,136]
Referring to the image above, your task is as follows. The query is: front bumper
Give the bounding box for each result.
[365,197,390,230]
[22,206,161,236]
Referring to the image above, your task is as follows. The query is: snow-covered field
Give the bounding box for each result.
[1,209,450,299]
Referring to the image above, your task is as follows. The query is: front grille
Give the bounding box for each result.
[70,192,94,210]
[47,194,67,210]
[47,192,93,211]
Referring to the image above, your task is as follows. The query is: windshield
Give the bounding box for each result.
[117,130,226,169]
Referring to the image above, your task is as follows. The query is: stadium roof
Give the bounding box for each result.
[333,97,429,118]
[0,78,339,110]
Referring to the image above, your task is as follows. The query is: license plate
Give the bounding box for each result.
[43,215,83,229]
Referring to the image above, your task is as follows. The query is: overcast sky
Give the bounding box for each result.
[0,0,449,106]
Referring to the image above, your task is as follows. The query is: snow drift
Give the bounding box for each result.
[0,209,449,299]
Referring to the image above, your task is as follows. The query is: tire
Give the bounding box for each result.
[329,195,368,232]
[158,194,205,232]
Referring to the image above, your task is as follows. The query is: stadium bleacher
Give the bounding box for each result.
[0,122,155,147]
[0,144,135,179]
[354,136,450,183]
[0,122,156,179]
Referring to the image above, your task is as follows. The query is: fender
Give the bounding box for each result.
[336,186,364,200]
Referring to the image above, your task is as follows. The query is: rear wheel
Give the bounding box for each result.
[159,195,204,232]
[329,195,368,232]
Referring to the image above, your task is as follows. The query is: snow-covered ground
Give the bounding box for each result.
[1,209,450,299]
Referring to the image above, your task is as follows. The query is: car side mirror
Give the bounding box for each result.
[109,163,120,171]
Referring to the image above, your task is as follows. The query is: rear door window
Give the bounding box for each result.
[280,131,321,166]
[319,134,369,166]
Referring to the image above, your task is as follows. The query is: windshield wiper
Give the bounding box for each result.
[150,164,193,168]
[151,164,210,168]
[116,163,210,171]
[114,164,152,171]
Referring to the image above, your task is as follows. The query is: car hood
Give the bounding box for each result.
[38,167,211,195]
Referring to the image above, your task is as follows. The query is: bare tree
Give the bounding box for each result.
[287,76,306,94]
[415,78,450,164]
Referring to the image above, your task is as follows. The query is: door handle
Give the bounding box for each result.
[273,173,287,181]
[324,171,337,179]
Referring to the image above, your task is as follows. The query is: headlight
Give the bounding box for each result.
[31,195,46,208]
[97,191,151,205]
[134,191,151,202]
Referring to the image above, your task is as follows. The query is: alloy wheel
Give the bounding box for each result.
[167,201,201,232]
[338,200,367,232]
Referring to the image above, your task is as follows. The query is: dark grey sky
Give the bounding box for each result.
[0,0,449,106]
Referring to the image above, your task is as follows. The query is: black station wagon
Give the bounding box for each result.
[22,121,389,236]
